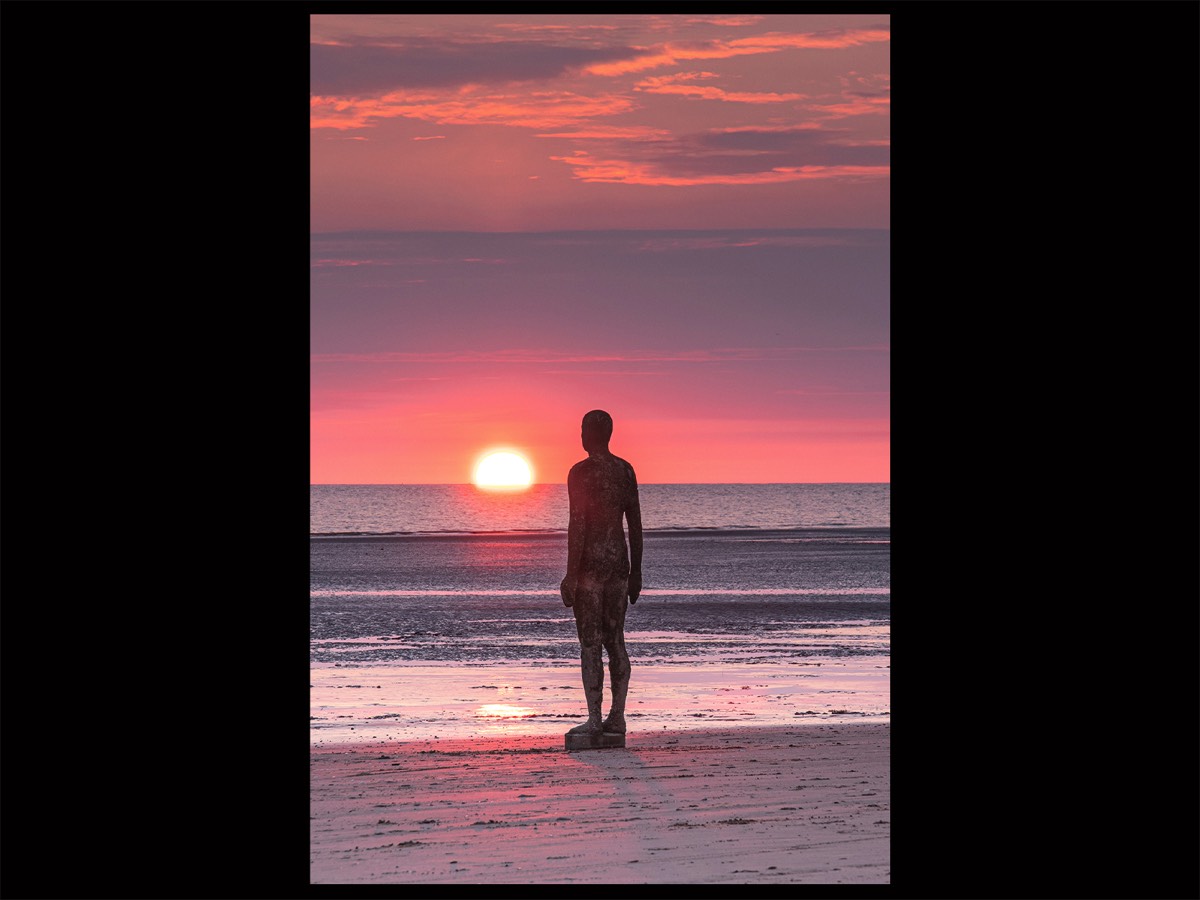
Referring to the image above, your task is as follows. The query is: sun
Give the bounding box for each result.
[473,450,534,490]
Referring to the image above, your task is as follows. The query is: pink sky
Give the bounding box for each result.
[310,14,889,483]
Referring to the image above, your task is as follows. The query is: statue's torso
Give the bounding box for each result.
[572,454,635,577]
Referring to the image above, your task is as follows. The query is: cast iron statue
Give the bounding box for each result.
[560,409,643,737]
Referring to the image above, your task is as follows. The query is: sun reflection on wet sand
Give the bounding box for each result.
[475,703,537,718]
[310,659,889,745]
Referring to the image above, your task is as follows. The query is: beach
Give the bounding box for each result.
[310,721,889,884]
[310,490,890,884]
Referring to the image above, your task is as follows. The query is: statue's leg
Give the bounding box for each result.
[602,575,630,734]
[568,578,603,735]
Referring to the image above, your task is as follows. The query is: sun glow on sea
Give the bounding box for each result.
[472,450,534,490]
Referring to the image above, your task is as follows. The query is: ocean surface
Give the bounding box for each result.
[311,483,889,535]
[310,484,890,744]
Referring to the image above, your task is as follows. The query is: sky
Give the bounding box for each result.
[311,13,889,484]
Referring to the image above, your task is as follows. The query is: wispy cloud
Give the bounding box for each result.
[637,74,807,104]
[535,124,671,141]
[311,24,889,147]
[310,258,396,268]
[774,389,890,395]
[537,120,888,184]
[311,89,636,131]
[549,150,887,186]
[539,370,668,377]
[585,27,890,76]
[310,40,639,96]
[634,234,873,251]
[727,29,890,52]
[310,16,889,231]
[493,22,621,34]
[684,15,764,27]
[312,346,886,365]
[811,94,890,119]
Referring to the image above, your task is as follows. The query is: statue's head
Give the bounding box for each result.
[581,409,613,453]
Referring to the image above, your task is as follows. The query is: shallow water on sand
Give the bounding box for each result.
[311,526,889,744]
[310,658,890,745]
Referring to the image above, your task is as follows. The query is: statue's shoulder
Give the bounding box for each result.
[611,455,638,481]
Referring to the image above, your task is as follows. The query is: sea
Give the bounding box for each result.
[310,483,890,745]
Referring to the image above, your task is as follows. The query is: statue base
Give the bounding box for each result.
[564,730,626,751]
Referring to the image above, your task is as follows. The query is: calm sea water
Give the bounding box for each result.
[310,484,889,743]
[310,483,889,535]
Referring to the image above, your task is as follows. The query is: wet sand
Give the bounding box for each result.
[310,658,890,745]
[310,721,889,884]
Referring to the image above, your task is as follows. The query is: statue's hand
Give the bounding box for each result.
[628,572,642,605]
[560,576,575,607]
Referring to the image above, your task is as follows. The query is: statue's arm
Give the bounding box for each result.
[625,466,643,604]
[561,467,584,606]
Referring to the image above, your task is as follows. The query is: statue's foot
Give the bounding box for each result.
[601,713,626,734]
[567,717,602,735]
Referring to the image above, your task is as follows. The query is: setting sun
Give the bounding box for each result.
[473,451,534,490]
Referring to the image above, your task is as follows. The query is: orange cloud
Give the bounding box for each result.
[642,71,720,82]
[636,81,807,104]
[549,150,888,185]
[535,124,670,141]
[585,27,890,76]
[586,51,679,77]
[727,29,891,52]
[493,22,620,33]
[812,95,890,118]
[685,15,764,27]
[634,71,807,105]
[311,89,635,130]
[310,95,399,130]
[708,123,824,134]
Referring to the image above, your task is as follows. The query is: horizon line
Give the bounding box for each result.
[311,226,891,238]
[310,481,890,486]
